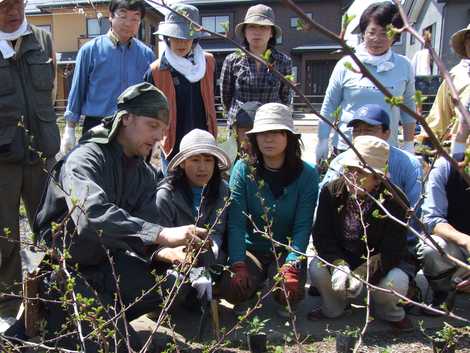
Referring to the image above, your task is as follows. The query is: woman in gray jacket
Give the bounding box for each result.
[154,129,231,302]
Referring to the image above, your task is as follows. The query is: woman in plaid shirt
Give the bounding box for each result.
[220,4,293,126]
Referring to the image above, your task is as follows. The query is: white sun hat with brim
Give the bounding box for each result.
[340,135,390,175]
[451,24,470,58]
[235,4,282,41]
[167,129,231,172]
[246,102,299,136]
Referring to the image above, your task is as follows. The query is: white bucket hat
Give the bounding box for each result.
[451,24,470,58]
[235,4,282,41]
[341,135,390,175]
[246,103,299,136]
[167,129,231,172]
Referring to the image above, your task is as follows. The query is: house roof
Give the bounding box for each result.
[291,44,342,53]
[200,41,238,53]
[26,0,109,14]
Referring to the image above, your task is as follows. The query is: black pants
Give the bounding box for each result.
[40,252,162,352]
[82,116,103,135]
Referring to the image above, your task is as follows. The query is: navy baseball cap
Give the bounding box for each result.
[347,104,390,130]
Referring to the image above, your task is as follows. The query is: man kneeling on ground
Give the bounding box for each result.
[33,83,208,352]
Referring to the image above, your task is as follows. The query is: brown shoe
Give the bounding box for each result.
[388,316,414,332]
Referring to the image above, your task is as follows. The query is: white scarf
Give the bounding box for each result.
[461,59,470,75]
[0,17,30,59]
[163,43,206,83]
[355,42,395,73]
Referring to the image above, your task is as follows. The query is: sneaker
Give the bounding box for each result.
[0,316,16,333]
[388,316,414,332]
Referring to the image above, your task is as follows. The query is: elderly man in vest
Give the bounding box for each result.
[0,0,58,331]
[33,83,208,352]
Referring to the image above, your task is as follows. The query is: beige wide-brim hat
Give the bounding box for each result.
[341,135,390,175]
[451,24,470,58]
[167,129,231,172]
[235,4,282,41]
[246,102,299,136]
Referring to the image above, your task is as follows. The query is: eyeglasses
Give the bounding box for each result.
[114,11,141,25]
[364,30,389,40]
[0,0,26,11]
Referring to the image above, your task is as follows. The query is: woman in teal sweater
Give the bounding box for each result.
[220,103,318,310]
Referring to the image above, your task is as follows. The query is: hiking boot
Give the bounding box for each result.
[388,316,414,332]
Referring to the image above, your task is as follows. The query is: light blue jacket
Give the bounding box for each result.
[319,53,416,150]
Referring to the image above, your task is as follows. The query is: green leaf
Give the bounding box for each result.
[296,18,305,31]
[386,24,398,40]
[261,48,272,62]
[220,21,229,33]
[284,74,295,82]
[341,13,356,32]
[385,95,404,107]
[343,61,354,71]
[413,90,428,105]
[372,209,381,218]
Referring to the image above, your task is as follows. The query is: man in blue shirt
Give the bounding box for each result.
[421,150,470,310]
[60,0,155,154]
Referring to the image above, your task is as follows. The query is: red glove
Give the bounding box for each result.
[274,262,304,306]
[226,262,254,304]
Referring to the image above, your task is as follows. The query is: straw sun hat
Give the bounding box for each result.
[167,129,231,172]
[451,24,470,58]
[340,135,390,175]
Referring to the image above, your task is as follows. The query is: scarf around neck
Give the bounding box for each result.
[355,42,395,73]
[461,59,470,75]
[163,42,206,83]
[0,17,31,59]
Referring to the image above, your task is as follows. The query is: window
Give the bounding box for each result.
[37,25,52,34]
[86,18,111,38]
[87,18,100,37]
[201,15,230,34]
[424,23,436,47]
[290,13,312,28]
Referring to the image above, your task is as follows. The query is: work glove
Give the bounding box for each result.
[331,265,363,298]
[60,125,76,155]
[315,138,329,164]
[226,261,254,304]
[190,267,213,301]
[402,141,415,154]
[273,262,304,306]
